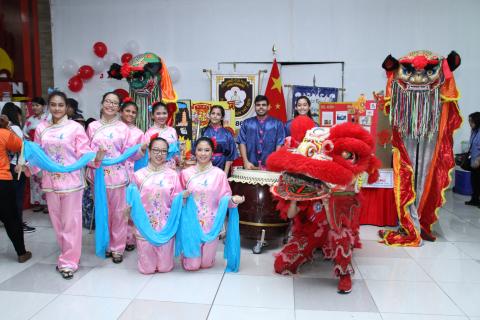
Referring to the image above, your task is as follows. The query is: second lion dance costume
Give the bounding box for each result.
[378,50,462,246]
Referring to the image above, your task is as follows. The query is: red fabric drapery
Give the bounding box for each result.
[359,188,397,227]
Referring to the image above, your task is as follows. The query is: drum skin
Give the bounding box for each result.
[229,169,289,240]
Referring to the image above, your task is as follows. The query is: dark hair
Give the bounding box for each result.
[1,102,22,127]
[85,117,96,129]
[207,105,225,127]
[294,95,313,118]
[101,91,121,104]
[67,98,83,114]
[254,95,269,105]
[469,112,480,130]
[195,136,214,152]
[149,136,169,150]
[48,90,68,106]
[121,101,139,112]
[31,97,45,106]
[151,101,167,114]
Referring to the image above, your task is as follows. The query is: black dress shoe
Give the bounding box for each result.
[22,223,36,233]
[465,200,480,206]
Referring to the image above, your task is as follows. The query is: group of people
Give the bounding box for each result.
[0,91,316,279]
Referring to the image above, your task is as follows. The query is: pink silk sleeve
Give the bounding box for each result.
[74,125,93,158]
[172,172,183,198]
[217,171,236,208]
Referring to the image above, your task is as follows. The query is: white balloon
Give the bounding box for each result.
[125,40,140,54]
[105,52,120,66]
[168,66,181,84]
[61,59,79,77]
[92,58,106,74]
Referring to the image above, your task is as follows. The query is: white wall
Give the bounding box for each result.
[50,0,480,151]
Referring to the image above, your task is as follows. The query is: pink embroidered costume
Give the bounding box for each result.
[33,116,93,271]
[24,113,48,206]
[145,125,178,168]
[132,166,182,274]
[125,124,146,248]
[180,164,237,270]
[86,118,139,255]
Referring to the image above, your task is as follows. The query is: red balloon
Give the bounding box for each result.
[121,53,133,64]
[68,75,83,92]
[78,65,94,80]
[114,88,129,101]
[93,41,108,58]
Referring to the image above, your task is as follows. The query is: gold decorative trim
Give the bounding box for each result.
[239,220,289,227]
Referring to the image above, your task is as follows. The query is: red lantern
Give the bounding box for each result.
[68,75,83,92]
[121,53,133,64]
[113,88,129,101]
[78,65,94,80]
[93,42,108,58]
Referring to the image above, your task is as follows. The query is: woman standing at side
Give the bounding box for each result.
[0,115,32,263]
[466,112,480,206]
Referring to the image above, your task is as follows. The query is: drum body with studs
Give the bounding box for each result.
[229,169,288,240]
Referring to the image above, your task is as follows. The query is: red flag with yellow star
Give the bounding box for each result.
[264,59,287,122]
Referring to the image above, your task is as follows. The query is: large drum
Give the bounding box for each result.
[229,169,289,241]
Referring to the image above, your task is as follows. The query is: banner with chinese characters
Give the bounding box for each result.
[211,73,259,131]
[174,100,193,160]
[291,85,338,124]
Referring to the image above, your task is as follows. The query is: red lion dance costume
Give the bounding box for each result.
[266,116,380,293]
[379,50,462,246]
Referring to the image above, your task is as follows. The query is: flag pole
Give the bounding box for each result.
[272,44,277,58]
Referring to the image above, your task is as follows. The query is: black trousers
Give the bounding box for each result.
[471,167,480,202]
[10,164,26,221]
[0,180,27,256]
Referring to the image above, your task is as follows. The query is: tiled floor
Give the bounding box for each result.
[1,191,480,319]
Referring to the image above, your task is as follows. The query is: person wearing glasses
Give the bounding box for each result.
[86,91,145,264]
[237,95,285,170]
[145,102,179,169]
[132,136,182,274]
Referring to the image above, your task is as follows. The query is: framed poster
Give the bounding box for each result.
[363,169,394,188]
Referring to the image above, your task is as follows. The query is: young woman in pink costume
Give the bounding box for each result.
[32,91,104,279]
[180,137,244,270]
[132,136,182,274]
[144,102,178,169]
[86,91,145,263]
[120,98,145,252]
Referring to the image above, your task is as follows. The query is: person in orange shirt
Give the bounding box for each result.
[0,115,32,263]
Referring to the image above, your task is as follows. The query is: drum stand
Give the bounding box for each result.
[252,229,268,254]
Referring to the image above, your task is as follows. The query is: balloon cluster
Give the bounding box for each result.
[61,40,141,93]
